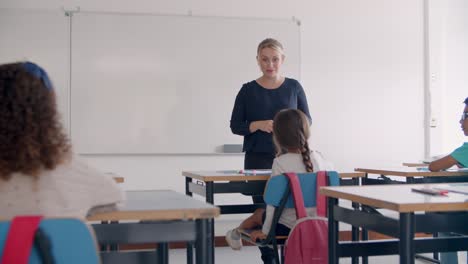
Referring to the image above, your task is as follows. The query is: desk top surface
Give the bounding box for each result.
[88,190,219,221]
[182,170,366,182]
[320,183,468,213]
[355,167,468,177]
[402,162,428,167]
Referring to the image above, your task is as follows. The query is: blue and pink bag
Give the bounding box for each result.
[283,171,329,264]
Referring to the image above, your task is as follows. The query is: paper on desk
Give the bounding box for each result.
[241,169,272,175]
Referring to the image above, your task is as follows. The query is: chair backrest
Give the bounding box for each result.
[0,217,100,264]
[264,171,339,208]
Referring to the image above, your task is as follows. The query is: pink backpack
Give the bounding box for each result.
[283,171,329,264]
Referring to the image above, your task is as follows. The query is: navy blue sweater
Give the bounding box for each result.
[230,78,311,154]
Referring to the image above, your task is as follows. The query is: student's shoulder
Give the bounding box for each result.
[272,153,305,175]
[310,150,335,171]
[52,155,113,183]
[451,143,468,155]
[451,143,468,166]
[274,152,302,162]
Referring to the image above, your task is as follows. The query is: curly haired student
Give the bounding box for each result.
[0,61,124,219]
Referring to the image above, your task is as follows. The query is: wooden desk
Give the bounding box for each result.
[89,190,219,264]
[183,170,366,213]
[355,167,468,184]
[321,184,468,264]
[182,170,365,263]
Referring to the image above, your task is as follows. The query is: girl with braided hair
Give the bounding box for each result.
[226,109,333,263]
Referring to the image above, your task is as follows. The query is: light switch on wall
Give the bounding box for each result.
[430,117,437,127]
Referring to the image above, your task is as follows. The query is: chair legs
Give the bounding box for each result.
[259,244,278,264]
[280,245,284,264]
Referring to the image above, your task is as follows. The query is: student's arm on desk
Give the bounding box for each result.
[428,155,459,172]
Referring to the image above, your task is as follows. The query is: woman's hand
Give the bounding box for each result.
[249,230,267,242]
[249,120,273,133]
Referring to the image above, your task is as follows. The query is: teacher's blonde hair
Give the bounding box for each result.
[257,38,284,56]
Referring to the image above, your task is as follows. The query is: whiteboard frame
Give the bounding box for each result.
[68,10,302,154]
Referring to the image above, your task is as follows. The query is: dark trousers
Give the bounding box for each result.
[244,152,277,264]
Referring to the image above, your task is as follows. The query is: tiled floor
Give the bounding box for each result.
[168,246,467,263]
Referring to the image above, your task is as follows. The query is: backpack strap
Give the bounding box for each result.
[316,171,328,217]
[0,216,43,264]
[284,172,307,219]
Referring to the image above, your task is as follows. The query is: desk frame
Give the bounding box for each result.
[324,185,468,264]
[89,190,218,264]
[93,220,210,264]
[183,171,365,264]
[355,168,468,263]
[355,168,468,185]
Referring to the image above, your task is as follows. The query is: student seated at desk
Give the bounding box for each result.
[429,97,468,172]
[428,96,468,264]
[0,62,124,219]
[225,109,333,264]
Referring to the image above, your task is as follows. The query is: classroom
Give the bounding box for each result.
[0,0,467,263]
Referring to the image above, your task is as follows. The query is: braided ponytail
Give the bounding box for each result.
[301,139,314,172]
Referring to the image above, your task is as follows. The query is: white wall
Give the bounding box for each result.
[429,0,468,156]
[0,0,426,189]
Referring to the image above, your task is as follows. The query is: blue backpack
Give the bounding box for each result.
[264,171,339,264]
[0,216,100,264]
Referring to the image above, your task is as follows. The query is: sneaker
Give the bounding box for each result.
[225,229,242,250]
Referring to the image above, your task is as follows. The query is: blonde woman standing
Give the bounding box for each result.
[230,38,311,176]
[229,38,311,264]
[230,38,311,196]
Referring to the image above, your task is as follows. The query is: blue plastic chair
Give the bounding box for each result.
[0,218,100,264]
[240,171,340,263]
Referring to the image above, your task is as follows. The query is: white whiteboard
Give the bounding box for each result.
[0,8,70,132]
[71,12,300,154]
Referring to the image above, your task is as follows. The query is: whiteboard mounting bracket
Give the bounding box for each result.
[63,6,80,17]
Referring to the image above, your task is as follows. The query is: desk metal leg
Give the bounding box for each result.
[328,197,338,264]
[361,227,369,264]
[351,201,359,264]
[186,242,194,264]
[157,243,169,264]
[185,177,194,264]
[351,175,362,264]
[399,213,415,264]
[100,220,109,251]
[205,182,215,264]
[196,219,212,264]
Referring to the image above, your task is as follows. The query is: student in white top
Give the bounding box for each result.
[0,61,124,219]
[225,109,333,264]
